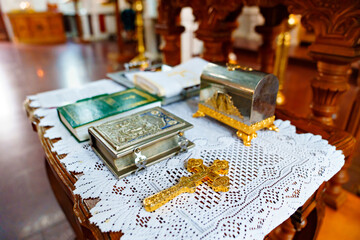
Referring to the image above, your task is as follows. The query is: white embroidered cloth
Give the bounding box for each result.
[28,81,344,240]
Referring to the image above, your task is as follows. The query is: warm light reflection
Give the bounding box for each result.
[0,65,19,131]
[56,44,89,88]
[228,52,237,65]
[62,64,86,88]
[19,1,31,10]
[288,14,297,27]
[37,69,44,78]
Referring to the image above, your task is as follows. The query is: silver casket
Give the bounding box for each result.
[193,63,279,146]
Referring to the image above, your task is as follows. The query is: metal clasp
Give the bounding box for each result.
[134,148,147,172]
[180,84,200,98]
[178,132,189,153]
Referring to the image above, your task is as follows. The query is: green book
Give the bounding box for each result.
[57,88,161,142]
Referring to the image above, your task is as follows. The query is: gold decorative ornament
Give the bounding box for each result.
[205,92,243,119]
[143,158,230,212]
[193,104,278,146]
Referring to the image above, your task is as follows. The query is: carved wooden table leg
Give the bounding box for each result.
[293,183,326,240]
[267,183,325,240]
[268,218,297,240]
[322,137,355,209]
[255,5,288,73]
[155,0,184,66]
[286,0,360,209]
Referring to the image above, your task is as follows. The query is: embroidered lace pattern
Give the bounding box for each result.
[28,86,344,240]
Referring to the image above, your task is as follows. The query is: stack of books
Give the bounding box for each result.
[57,58,206,179]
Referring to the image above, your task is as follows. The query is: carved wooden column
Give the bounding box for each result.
[114,0,124,51]
[73,0,83,41]
[312,187,325,240]
[323,136,355,209]
[255,5,288,73]
[267,182,326,240]
[0,5,9,41]
[286,0,360,209]
[268,218,297,240]
[309,56,353,126]
[292,183,326,240]
[156,0,185,66]
[190,1,243,63]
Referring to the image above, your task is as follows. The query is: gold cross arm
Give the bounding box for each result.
[143,159,230,212]
[167,70,187,77]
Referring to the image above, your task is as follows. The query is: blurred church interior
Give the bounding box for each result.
[0,0,359,239]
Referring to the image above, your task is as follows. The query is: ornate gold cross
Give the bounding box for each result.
[143,158,230,212]
[167,69,187,77]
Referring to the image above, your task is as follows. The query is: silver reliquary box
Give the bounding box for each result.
[89,107,194,179]
[193,63,279,146]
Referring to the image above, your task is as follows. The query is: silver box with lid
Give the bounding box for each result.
[193,63,279,146]
[89,107,194,179]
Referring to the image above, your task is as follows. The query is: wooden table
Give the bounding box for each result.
[24,98,354,240]
[155,0,360,209]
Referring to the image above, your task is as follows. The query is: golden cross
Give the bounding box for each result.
[143,158,230,212]
[167,70,187,77]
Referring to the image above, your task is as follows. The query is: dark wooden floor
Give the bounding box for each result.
[0,40,358,240]
[0,41,120,240]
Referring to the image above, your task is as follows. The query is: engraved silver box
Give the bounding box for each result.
[193,63,279,146]
[89,107,194,179]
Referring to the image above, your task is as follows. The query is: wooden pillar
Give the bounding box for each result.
[293,183,326,240]
[156,25,184,66]
[286,0,360,208]
[267,183,326,240]
[0,4,9,41]
[323,137,355,209]
[309,53,353,126]
[192,2,243,63]
[106,0,136,63]
[255,5,288,73]
[114,0,125,51]
[155,0,184,66]
[268,218,297,240]
[313,187,326,240]
[73,0,83,40]
[345,72,360,139]
[195,21,239,63]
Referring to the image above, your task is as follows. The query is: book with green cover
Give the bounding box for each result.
[57,88,161,141]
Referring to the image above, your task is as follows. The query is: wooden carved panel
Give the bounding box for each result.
[285,0,360,48]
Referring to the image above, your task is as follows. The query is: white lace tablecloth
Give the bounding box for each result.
[29,81,344,240]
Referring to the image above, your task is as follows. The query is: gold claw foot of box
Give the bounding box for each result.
[267,124,279,132]
[193,110,205,118]
[236,131,257,147]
